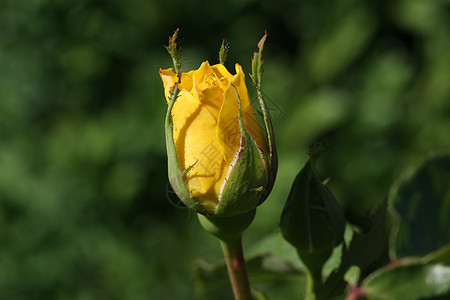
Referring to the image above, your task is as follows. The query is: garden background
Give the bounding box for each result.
[1,0,449,299]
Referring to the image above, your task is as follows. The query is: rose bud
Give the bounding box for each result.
[160,60,276,217]
[280,142,345,286]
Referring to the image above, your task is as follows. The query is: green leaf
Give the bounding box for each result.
[344,266,360,286]
[425,244,450,265]
[389,154,450,258]
[341,202,389,269]
[362,260,450,300]
[315,202,389,299]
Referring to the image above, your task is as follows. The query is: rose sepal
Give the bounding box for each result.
[279,142,346,288]
[214,86,269,217]
[280,142,345,254]
[250,33,278,202]
[165,71,207,215]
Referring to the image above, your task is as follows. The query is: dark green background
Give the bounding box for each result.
[1,0,449,299]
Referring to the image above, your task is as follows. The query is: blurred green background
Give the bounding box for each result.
[1,0,449,299]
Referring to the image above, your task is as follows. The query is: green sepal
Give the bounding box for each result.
[214,86,268,217]
[218,38,229,65]
[250,32,277,197]
[165,72,206,215]
[280,143,345,253]
[280,142,345,287]
[250,32,266,88]
[164,28,181,73]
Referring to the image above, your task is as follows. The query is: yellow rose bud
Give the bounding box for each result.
[161,61,275,216]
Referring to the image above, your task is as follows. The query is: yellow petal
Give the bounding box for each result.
[179,70,194,93]
[171,89,199,143]
[234,63,244,75]
[211,63,233,90]
[159,68,177,102]
[194,72,224,121]
[193,61,213,87]
[159,68,195,102]
[217,64,268,162]
[234,64,269,153]
[211,63,233,80]
[173,88,227,212]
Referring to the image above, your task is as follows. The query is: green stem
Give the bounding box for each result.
[197,212,255,299]
[305,271,314,299]
[345,284,365,300]
[220,237,253,300]
[298,249,332,300]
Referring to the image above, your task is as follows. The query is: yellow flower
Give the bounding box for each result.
[160,61,269,213]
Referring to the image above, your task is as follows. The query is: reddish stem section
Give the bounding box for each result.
[345,284,366,300]
[233,257,243,269]
[220,238,252,300]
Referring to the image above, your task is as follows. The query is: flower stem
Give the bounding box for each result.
[345,284,365,300]
[220,237,253,300]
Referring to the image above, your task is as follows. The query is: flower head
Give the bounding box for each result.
[161,59,275,216]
